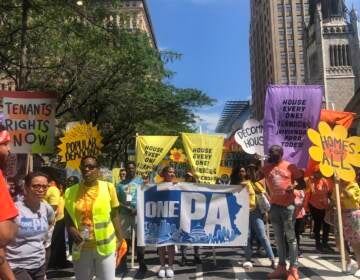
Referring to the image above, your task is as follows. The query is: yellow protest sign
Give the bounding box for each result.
[182,133,224,184]
[58,122,103,171]
[135,135,178,177]
[307,121,360,182]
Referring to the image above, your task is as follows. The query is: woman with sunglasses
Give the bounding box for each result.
[64,156,123,280]
[6,171,55,280]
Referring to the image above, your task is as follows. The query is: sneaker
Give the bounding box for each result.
[166,267,174,278]
[287,267,300,280]
[354,269,360,278]
[243,261,253,269]
[158,267,166,278]
[267,264,287,279]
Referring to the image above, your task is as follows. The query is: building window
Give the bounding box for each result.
[288,39,294,46]
[330,44,351,67]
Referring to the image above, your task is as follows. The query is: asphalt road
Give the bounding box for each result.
[47,229,359,279]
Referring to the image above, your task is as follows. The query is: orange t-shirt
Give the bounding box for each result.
[262,160,302,207]
[74,182,119,249]
[305,177,333,210]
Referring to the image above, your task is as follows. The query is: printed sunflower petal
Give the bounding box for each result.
[333,125,348,140]
[318,122,333,137]
[346,153,360,167]
[307,129,322,146]
[309,146,323,162]
[347,137,360,153]
[337,163,356,182]
[319,162,334,177]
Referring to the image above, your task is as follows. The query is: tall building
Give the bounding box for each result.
[250,0,310,120]
[105,0,157,48]
[304,0,360,111]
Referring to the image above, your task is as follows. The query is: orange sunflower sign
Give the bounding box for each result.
[307,121,360,182]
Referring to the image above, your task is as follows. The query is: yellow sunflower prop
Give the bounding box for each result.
[58,122,103,171]
[307,121,360,182]
[169,148,187,163]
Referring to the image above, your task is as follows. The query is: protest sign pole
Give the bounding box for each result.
[334,173,346,273]
[131,226,135,268]
[25,153,33,174]
[259,155,270,240]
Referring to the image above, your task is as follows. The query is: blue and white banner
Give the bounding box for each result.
[137,182,249,247]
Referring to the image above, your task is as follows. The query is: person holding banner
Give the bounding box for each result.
[158,166,176,278]
[6,171,55,280]
[180,172,202,266]
[331,178,360,277]
[230,165,275,270]
[64,156,123,280]
[260,145,305,280]
[116,162,147,276]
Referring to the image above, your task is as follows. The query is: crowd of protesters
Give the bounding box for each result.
[1,123,360,280]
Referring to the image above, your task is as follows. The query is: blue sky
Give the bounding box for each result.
[147,0,360,133]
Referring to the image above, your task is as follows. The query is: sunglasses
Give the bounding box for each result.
[80,164,98,170]
[30,184,49,190]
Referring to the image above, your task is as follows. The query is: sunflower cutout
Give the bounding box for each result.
[307,121,360,182]
[58,122,103,171]
[169,148,187,163]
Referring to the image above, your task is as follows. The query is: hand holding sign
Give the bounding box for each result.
[234,119,264,157]
[307,121,360,182]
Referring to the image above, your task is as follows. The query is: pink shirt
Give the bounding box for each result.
[262,160,302,207]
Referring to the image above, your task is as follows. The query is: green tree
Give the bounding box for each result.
[0,0,215,167]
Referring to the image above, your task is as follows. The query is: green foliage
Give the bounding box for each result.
[0,0,215,166]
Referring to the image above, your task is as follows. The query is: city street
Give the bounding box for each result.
[48,228,360,280]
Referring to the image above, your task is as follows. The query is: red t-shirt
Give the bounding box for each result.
[0,170,18,221]
[262,160,302,207]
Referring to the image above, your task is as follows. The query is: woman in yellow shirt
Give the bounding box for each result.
[332,179,360,277]
[230,164,275,270]
[64,156,123,280]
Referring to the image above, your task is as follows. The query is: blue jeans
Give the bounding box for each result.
[245,208,275,261]
[270,204,298,267]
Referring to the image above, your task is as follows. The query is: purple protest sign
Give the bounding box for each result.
[263,85,323,168]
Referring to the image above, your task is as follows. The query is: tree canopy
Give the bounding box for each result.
[0,0,215,166]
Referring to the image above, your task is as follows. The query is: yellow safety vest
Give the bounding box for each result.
[64,180,117,260]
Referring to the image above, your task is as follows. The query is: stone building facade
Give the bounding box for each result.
[304,0,360,111]
[250,0,310,120]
